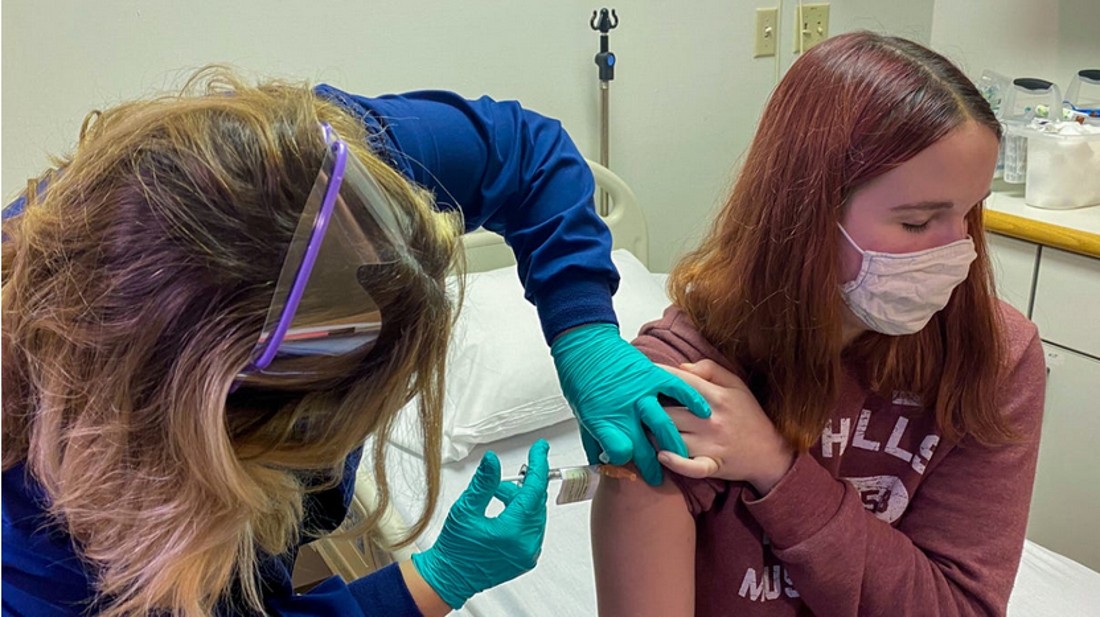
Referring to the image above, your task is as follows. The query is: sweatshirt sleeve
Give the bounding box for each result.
[743,328,1047,616]
[313,86,618,344]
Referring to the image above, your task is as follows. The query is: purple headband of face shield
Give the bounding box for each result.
[234,123,411,387]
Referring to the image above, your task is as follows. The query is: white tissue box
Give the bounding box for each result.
[1023,125,1100,210]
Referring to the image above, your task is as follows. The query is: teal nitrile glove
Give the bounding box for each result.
[411,440,550,610]
[551,322,710,486]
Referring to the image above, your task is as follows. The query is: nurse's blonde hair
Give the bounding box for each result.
[2,68,460,616]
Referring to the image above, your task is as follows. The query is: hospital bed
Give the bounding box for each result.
[312,161,1100,616]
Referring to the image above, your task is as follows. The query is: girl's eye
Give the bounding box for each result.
[901,221,929,233]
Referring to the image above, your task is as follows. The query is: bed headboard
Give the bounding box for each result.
[461,159,648,271]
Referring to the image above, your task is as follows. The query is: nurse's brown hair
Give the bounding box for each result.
[669,32,1009,451]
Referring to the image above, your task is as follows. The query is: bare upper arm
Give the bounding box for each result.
[590,472,696,617]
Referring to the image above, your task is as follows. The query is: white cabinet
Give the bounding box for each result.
[988,233,1039,317]
[987,234,1100,570]
[1027,344,1100,571]
[1031,248,1100,358]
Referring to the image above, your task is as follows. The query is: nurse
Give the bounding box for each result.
[0,69,702,616]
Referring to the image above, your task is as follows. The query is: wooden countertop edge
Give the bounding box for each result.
[983,210,1100,259]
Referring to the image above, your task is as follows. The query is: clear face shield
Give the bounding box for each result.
[234,123,414,387]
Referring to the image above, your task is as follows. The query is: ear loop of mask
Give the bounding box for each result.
[837,223,866,254]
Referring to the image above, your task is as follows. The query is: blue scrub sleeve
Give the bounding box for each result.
[258,566,421,616]
[346,564,423,616]
[314,86,619,343]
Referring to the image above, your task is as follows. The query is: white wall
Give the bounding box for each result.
[3,0,934,271]
[931,0,1100,89]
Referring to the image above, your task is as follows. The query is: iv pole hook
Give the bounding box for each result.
[590,8,618,32]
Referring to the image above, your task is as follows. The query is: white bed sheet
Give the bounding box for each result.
[1008,539,1100,616]
[381,419,1100,617]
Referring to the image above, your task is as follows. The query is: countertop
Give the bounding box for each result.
[984,180,1100,258]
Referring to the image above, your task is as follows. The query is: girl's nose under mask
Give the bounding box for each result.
[838,224,977,336]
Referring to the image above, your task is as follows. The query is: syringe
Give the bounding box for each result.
[501,463,636,504]
[501,463,600,485]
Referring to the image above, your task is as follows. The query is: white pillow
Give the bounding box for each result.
[389,249,671,463]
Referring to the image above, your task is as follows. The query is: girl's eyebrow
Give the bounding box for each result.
[890,191,991,212]
[890,201,953,212]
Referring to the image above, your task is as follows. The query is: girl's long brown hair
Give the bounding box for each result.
[2,68,461,616]
[670,32,1009,451]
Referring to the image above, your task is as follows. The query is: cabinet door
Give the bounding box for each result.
[1026,344,1100,571]
[1031,248,1100,358]
[987,233,1039,317]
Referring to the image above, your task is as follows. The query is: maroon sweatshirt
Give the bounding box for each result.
[632,301,1046,616]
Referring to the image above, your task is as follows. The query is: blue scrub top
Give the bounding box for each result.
[1,87,618,615]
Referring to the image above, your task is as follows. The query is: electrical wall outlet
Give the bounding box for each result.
[754,7,778,58]
[794,3,829,52]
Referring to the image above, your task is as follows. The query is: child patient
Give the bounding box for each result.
[591,31,1045,617]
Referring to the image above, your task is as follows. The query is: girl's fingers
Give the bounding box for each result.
[661,404,710,433]
[679,359,748,390]
[656,451,721,479]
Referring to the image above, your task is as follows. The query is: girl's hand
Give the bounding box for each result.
[656,361,795,496]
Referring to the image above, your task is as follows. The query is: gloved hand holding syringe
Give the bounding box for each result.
[503,463,638,505]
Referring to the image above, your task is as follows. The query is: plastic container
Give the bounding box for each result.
[1000,78,1062,184]
[979,70,1013,179]
[1066,69,1100,118]
[1020,122,1100,210]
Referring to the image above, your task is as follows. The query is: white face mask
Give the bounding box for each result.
[838,224,977,336]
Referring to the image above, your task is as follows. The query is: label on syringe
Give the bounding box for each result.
[556,467,600,505]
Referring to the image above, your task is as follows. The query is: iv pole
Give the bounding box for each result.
[591,8,618,216]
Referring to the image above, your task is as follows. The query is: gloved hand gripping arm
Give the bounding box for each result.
[551,323,710,486]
